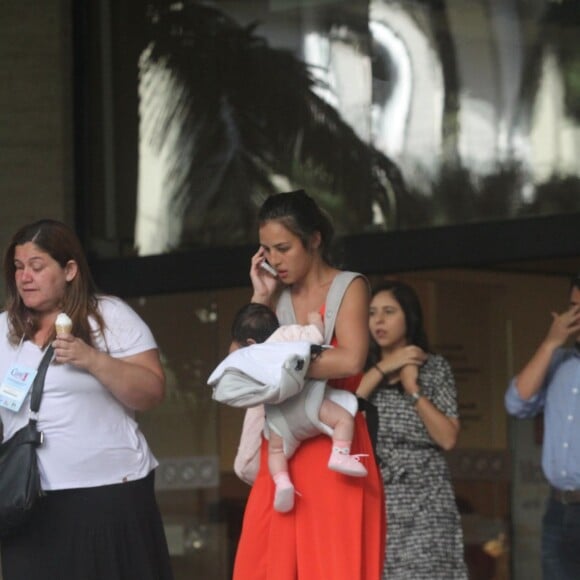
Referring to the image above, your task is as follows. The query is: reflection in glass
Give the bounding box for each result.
[135,1,404,254]
[95,0,580,257]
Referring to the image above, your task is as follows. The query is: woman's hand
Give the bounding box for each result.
[53,334,165,411]
[53,333,98,369]
[376,346,427,377]
[357,346,427,399]
[249,247,279,305]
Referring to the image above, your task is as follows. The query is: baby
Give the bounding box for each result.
[230,303,366,513]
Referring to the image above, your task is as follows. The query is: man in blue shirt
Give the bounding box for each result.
[505,274,580,580]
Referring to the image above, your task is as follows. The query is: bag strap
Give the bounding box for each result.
[29,346,54,415]
[276,271,367,343]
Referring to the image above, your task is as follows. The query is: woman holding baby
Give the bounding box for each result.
[233,190,385,580]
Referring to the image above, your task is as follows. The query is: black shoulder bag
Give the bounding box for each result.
[0,346,54,537]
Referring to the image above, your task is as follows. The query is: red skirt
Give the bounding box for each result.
[233,406,385,580]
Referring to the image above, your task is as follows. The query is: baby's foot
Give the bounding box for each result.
[274,480,295,513]
[328,447,368,477]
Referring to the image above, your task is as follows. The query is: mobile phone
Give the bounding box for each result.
[260,260,277,277]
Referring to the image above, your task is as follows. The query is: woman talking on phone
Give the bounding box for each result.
[233,190,385,580]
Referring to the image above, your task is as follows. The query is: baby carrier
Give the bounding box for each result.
[209,272,364,482]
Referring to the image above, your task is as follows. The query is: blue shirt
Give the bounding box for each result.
[505,347,580,490]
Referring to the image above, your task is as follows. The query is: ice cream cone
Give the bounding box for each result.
[55,312,73,335]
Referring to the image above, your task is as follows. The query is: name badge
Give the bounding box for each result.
[0,364,38,412]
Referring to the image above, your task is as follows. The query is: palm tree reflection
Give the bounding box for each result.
[136,1,406,255]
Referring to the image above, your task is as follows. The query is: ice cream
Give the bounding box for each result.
[55,312,73,335]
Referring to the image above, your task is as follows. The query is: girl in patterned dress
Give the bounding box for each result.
[357,280,468,580]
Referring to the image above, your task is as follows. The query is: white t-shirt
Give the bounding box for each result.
[0,296,159,490]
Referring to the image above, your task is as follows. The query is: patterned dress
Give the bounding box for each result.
[369,354,468,580]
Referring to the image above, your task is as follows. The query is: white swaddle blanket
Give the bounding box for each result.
[208,340,357,458]
[208,341,312,407]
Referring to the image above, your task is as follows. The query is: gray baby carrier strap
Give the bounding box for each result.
[275,271,361,342]
[267,272,362,457]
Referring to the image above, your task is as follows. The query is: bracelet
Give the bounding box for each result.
[374,364,386,377]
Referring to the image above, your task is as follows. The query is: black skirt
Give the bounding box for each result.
[1,471,174,580]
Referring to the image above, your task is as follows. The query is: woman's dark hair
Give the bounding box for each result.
[231,303,280,346]
[571,273,580,291]
[258,189,335,264]
[3,219,104,347]
[366,280,430,366]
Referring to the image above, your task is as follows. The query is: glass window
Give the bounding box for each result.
[127,286,252,579]
[79,0,580,259]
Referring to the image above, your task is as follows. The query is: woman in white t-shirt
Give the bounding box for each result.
[0,219,173,580]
